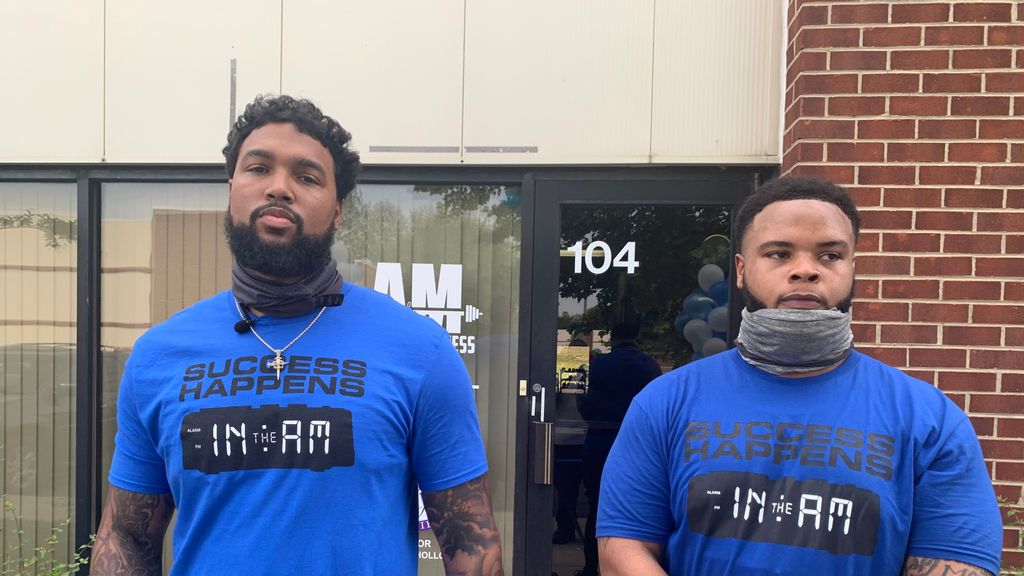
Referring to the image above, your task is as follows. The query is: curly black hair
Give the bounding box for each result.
[735,175,861,252]
[223,95,361,202]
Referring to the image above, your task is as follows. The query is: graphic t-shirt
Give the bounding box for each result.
[109,283,488,576]
[597,349,1001,575]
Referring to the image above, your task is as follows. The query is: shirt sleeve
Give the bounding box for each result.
[905,415,1002,574]
[107,357,172,494]
[597,399,673,543]
[410,329,488,493]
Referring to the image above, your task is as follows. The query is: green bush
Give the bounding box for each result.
[1,499,92,576]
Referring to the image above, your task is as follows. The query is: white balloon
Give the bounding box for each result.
[683,319,712,348]
[708,306,730,333]
[697,264,725,292]
[702,337,728,357]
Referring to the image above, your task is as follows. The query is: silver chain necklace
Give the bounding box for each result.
[233,297,327,381]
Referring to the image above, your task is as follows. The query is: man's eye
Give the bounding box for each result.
[246,165,268,173]
[298,174,321,185]
[821,253,841,262]
[766,252,788,260]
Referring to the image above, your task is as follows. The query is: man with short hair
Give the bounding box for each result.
[577,322,661,576]
[597,176,1001,575]
[92,95,504,576]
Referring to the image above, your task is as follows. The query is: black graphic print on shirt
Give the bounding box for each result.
[181,404,355,473]
[687,471,880,556]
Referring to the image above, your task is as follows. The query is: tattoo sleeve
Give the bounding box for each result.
[422,473,505,576]
[92,486,175,576]
[901,556,993,576]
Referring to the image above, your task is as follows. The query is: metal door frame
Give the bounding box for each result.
[514,167,770,576]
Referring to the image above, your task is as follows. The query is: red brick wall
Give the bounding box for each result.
[783,0,1024,565]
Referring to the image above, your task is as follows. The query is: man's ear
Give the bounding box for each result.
[333,200,344,229]
[734,252,745,289]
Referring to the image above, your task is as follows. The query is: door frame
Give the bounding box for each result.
[513,167,772,576]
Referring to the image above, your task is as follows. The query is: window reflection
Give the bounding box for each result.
[0,182,78,564]
[552,203,731,575]
[335,183,520,575]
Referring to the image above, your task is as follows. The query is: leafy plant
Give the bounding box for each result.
[0,211,77,249]
[998,495,1023,576]
[1,498,92,576]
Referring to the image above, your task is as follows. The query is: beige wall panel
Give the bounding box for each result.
[105,0,281,163]
[0,269,76,326]
[100,220,153,269]
[282,0,464,165]
[651,0,782,163]
[101,219,153,328]
[0,1,103,161]
[101,273,152,326]
[463,0,654,164]
[0,228,76,340]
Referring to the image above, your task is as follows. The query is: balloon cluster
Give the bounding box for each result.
[674,263,730,361]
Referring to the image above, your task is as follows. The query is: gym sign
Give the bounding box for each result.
[373,262,482,356]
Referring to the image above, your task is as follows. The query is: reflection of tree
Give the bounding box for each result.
[0,211,76,248]
[414,185,521,249]
[558,205,731,368]
[335,185,521,253]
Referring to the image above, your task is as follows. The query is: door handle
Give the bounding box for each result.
[531,421,553,485]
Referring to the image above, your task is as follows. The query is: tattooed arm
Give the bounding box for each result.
[422,473,504,576]
[902,556,994,576]
[598,537,666,576]
[91,485,175,576]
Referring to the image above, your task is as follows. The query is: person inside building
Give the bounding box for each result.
[596,176,1002,575]
[91,95,504,576]
[577,322,661,576]
[553,338,590,546]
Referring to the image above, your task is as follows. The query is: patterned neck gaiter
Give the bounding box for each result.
[735,308,853,376]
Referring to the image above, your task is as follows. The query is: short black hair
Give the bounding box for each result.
[223,95,361,202]
[735,176,861,252]
[611,322,639,342]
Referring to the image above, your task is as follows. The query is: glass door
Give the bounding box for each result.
[521,172,755,576]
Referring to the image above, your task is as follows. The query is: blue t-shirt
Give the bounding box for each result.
[598,349,1001,575]
[109,283,488,575]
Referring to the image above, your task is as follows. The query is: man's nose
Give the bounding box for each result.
[788,254,821,282]
[264,171,293,203]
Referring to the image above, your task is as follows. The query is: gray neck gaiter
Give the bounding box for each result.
[231,258,343,317]
[735,308,853,376]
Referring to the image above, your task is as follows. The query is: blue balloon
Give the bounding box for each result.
[682,290,707,310]
[684,295,716,320]
[708,280,729,305]
[674,310,689,336]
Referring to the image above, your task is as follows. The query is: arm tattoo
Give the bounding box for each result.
[422,473,504,576]
[902,556,993,576]
[92,487,174,576]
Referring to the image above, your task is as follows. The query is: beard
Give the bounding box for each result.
[739,281,854,313]
[224,204,336,280]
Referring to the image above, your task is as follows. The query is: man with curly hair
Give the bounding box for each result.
[93,95,504,576]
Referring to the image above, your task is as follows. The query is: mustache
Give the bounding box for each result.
[250,203,302,227]
[740,282,855,313]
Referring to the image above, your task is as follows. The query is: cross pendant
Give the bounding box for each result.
[269,351,287,380]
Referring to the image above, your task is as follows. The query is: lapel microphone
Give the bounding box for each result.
[234,305,255,334]
[233,295,344,334]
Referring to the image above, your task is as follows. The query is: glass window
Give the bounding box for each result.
[336,183,521,574]
[0,182,78,565]
[101,182,230,574]
[551,203,731,575]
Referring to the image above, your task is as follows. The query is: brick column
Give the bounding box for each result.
[783,0,1024,565]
